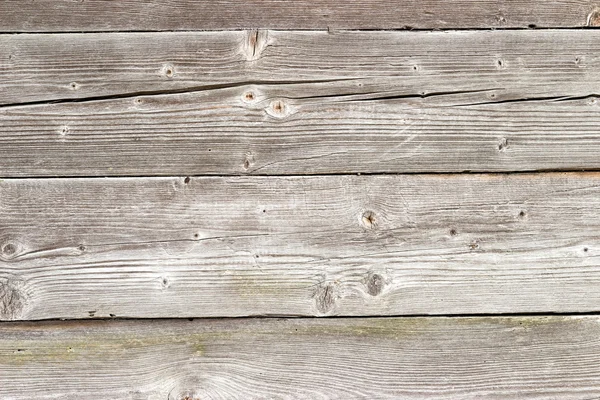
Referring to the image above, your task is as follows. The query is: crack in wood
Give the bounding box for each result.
[0,78,355,110]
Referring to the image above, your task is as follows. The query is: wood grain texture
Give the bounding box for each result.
[3,30,600,175]
[2,173,600,320]
[2,316,600,399]
[3,30,600,105]
[1,0,599,31]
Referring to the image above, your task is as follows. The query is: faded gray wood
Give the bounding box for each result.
[1,0,599,31]
[3,30,600,175]
[2,173,600,320]
[1,316,600,398]
[2,30,600,105]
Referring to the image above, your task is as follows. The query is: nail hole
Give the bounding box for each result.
[528,24,537,28]
[109,313,116,317]
[450,229,458,236]
[496,59,504,68]
[584,247,589,253]
[78,244,86,252]
[244,92,255,101]
[519,210,526,218]
[184,177,191,184]
[88,311,96,317]
[70,82,78,90]
[194,233,199,239]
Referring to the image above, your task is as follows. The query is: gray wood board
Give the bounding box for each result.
[2,30,600,175]
[2,30,599,105]
[2,173,600,320]
[1,0,599,31]
[1,316,600,398]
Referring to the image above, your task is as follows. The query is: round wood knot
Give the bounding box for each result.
[161,276,170,289]
[498,138,509,152]
[361,211,377,229]
[242,91,256,102]
[163,64,175,78]
[0,279,26,320]
[2,243,17,257]
[266,99,290,118]
[314,282,336,314]
[588,10,600,26]
[242,152,255,171]
[366,273,385,296]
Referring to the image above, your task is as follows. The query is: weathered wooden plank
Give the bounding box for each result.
[2,173,600,320]
[1,0,598,31]
[1,316,600,398]
[3,30,600,175]
[2,30,599,105]
[2,88,600,175]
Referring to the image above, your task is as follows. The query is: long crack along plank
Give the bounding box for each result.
[1,316,600,399]
[1,0,599,31]
[1,173,600,320]
[2,30,600,175]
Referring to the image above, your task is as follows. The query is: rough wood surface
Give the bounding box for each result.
[3,30,600,105]
[3,30,600,175]
[2,173,600,320]
[1,316,600,399]
[1,0,599,31]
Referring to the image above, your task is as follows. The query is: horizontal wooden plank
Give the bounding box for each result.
[1,0,599,31]
[2,173,600,320]
[3,30,600,105]
[1,316,600,398]
[3,30,600,175]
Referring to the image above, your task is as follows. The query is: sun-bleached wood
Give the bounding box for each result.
[1,173,599,320]
[2,30,600,175]
[0,0,598,31]
[2,30,599,105]
[1,317,600,399]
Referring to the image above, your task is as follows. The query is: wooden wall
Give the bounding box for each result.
[2,1,600,398]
